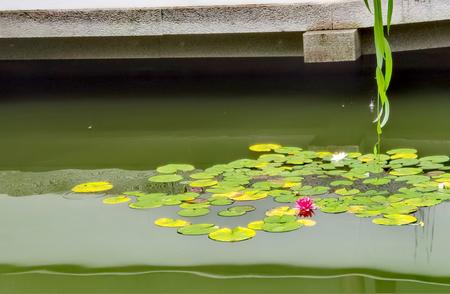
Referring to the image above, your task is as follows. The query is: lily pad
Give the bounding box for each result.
[72,181,113,193]
[390,168,423,176]
[262,221,301,233]
[330,180,353,187]
[363,178,391,186]
[102,195,131,204]
[265,206,297,216]
[189,179,218,187]
[190,172,216,179]
[178,208,210,217]
[419,155,449,164]
[247,220,264,230]
[208,227,256,242]
[249,143,282,152]
[229,190,268,201]
[154,218,190,228]
[297,219,316,227]
[372,214,417,226]
[178,223,219,235]
[149,174,183,183]
[156,164,195,174]
[335,188,360,196]
[386,148,418,155]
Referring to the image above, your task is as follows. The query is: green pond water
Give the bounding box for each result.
[0,54,449,293]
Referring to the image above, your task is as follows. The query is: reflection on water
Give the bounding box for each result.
[414,206,437,264]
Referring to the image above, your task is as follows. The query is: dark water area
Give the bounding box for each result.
[0,48,448,171]
[0,49,449,293]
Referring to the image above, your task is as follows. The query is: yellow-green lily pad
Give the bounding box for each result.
[102,195,130,204]
[154,218,190,228]
[72,181,113,193]
[177,223,219,235]
[208,227,256,242]
[372,214,417,226]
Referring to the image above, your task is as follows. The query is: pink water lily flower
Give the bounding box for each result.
[295,197,316,218]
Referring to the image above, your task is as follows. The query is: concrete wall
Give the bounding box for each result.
[0,0,449,61]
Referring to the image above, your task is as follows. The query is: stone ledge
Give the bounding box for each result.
[0,0,449,38]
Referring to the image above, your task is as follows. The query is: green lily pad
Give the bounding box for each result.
[190,172,216,179]
[154,218,190,228]
[394,175,430,184]
[262,221,301,233]
[249,143,281,152]
[372,214,417,226]
[208,227,256,242]
[178,223,219,235]
[274,146,302,154]
[129,198,163,209]
[156,164,195,174]
[189,179,218,187]
[335,188,360,196]
[386,148,418,155]
[210,198,234,206]
[363,178,391,186]
[390,168,423,176]
[102,195,131,204]
[149,174,183,183]
[320,205,349,214]
[419,155,449,164]
[178,208,210,217]
[294,186,329,196]
[330,180,353,187]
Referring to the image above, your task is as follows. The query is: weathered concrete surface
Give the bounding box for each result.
[0,0,448,60]
[303,29,361,62]
[1,0,449,38]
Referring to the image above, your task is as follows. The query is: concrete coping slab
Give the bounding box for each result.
[0,0,449,38]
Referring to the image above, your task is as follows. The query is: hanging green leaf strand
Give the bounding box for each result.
[367,0,393,155]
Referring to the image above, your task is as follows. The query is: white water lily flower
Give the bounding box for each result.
[438,183,445,190]
[331,152,347,162]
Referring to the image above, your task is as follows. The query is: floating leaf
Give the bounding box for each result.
[249,143,282,152]
[102,195,130,204]
[229,190,268,201]
[274,146,302,154]
[372,214,417,226]
[156,164,195,174]
[363,178,391,186]
[72,181,113,193]
[390,153,418,159]
[419,155,449,164]
[265,206,297,216]
[297,219,316,227]
[210,198,234,206]
[330,180,353,187]
[218,205,255,217]
[178,208,210,217]
[178,223,219,235]
[154,218,190,228]
[208,227,256,242]
[190,172,216,179]
[247,220,264,230]
[189,179,218,187]
[386,148,418,155]
[262,221,301,233]
[129,198,163,209]
[390,167,423,176]
[320,205,348,214]
[149,174,183,183]
[335,188,360,196]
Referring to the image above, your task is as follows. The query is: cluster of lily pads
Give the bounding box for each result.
[71,144,450,242]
